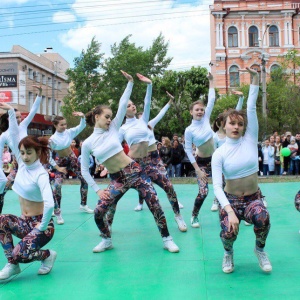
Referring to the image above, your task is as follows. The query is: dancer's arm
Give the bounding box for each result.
[232,90,244,111]
[20,85,42,128]
[204,73,216,119]
[68,113,86,139]
[114,71,133,128]
[136,73,152,123]
[148,91,173,129]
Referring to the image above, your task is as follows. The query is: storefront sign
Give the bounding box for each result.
[0,91,12,102]
[0,75,17,87]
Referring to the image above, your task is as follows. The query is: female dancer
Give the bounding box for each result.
[0,85,44,214]
[116,80,186,232]
[184,73,215,228]
[49,112,92,225]
[133,92,185,218]
[0,103,55,280]
[81,71,179,252]
[210,91,244,211]
[211,68,271,274]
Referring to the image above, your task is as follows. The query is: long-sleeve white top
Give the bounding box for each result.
[211,85,259,208]
[8,109,54,231]
[148,103,170,147]
[184,88,216,164]
[119,84,152,147]
[81,81,133,193]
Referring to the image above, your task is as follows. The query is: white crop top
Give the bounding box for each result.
[148,103,170,147]
[211,85,259,208]
[213,96,244,149]
[8,109,54,231]
[119,84,152,147]
[81,81,133,193]
[184,88,216,164]
[49,117,86,151]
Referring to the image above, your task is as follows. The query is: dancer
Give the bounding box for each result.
[132,92,185,224]
[294,190,300,233]
[0,103,55,280]
[211,68,272,274]
[184,72,215,228]
[49,112,92,225]
[210,91,244,212]
[0,85,43,214]
[81,71,179,252]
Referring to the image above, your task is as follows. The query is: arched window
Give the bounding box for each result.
[270,64,280,73]
[269,25,279,47]
[249,26,259,47]
[251,64,261,82]
[229,65,240,87]
[228,26,238,47]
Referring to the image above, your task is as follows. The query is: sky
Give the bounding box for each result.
[0,0,213,71]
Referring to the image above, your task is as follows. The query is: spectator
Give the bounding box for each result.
[274,136,282,175]
[2,145,11,163]
[160,137,173,177]
[288,137,299,175]
[262,139,275,176]
[258,143,263,176]
[171,140,185,177]
[282,131,292,175]
[157,142,162,154]
[2,160,12,177]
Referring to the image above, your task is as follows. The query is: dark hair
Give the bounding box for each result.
[52,116,65,126]
[221,109,247,129]
[213,113,225,132]
[85,105,111,127]
[189,100,205,111]
[18,136,50,164]
[0,109,18,133]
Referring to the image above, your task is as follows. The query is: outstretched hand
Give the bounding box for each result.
[166,91,174,103]
[32,85,42,96]
[72,112,85,117]
[239,67,258,76]
[231,90,243,96]
[207,72,213,81]
[121,70,133,82]
[0,102,13,111]
[136,73,152,84]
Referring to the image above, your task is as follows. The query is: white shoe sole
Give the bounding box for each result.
[93,245,113,253]
[163,246,180,253]
[38,252,57,275]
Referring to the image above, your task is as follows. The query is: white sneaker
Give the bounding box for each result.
[175,214,187,232]
[254,248,272,272]
[0,263,21,280]
[222,252,234,273]
[211,203,218,211]
[178,202,184,209]
[162,236,179,253]
[263,199,268,208]
[80,205,94,214]
[244,221,252,226]
[93,238,113,253]
[191,216,200,228]
[134,204,143,211]
[38,250,57,275]
[52,212,56,217]
[56,214,64,225]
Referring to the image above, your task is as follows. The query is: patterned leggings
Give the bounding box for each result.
[219,190,270,252]
[0,214,54,264]
[0,168,8,214]
[52,152,88,212]
[295,190,300,211]
[192,156,211,217]
[95,161,170,239]
[137,150,180,214]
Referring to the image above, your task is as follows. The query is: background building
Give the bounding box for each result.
[0,45,69,135]
[210,0,300,94]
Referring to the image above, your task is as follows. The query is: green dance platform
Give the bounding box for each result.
[0,182,300,300]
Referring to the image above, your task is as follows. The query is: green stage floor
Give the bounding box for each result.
[0,182,300,300]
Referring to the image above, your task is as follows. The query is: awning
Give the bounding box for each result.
[20,113,53,125]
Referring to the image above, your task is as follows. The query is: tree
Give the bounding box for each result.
[61,37,105,117]
[150,67,209,137]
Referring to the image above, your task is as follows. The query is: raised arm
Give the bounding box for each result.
[136,73,152,123]
[148,91,173,129]
[20,85,42,128]
[204,73,216,119]
[232,90,244,111]
[68,113,86,139]
[114,71,133,128]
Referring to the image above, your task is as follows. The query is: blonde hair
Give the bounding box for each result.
[163,137,171,148]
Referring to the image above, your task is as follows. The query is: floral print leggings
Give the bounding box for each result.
[192,156,211,217]
[95,161,170,239]
[0,214,54,264]
[219,190,270,252]
[52,152,88,213]
[137,150,180,214]
[295,190,300,212]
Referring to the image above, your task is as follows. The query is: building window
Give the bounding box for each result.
[28,68,33,80]
[42,75,46,85]
[48,97,52,115]
[28,92,34,109]
[269,25,279,47]
[229,65,240,87]
[249,26,259,47]
[57,81,61,90]
[58,101,62,116]
[48,77,52,87]
[251,64,261,82]
[228,26,238,47]
[35,72,40,83]
[42,96,46,115]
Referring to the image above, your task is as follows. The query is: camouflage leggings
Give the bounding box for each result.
[219,190,270,252]
[52,152,88,213]
[0,214,54,264]
[96,161,170,239]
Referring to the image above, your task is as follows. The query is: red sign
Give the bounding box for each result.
[0,91,12,102]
